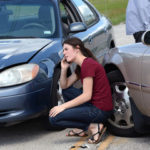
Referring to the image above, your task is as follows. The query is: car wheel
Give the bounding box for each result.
[107,70,137,137]
[44,67,65,130]
[50,68,64,107]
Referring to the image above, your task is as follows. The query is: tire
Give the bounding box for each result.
[107,70,138,137]
[44,68,65,131]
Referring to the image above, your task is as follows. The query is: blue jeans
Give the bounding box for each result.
[49,86,112,130]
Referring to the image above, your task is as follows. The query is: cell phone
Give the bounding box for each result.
[64,58,70,64]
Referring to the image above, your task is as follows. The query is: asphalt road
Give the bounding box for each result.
[1,24,150,150]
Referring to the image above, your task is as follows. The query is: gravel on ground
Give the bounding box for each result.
[113,23,134,46]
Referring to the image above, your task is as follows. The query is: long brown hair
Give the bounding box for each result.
[63,37,98,79]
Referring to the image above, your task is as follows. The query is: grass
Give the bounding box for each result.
[89,0,128,25]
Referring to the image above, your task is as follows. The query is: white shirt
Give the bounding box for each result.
[126,0,150,35]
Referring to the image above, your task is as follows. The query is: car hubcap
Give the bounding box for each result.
[57,82,65,105]
[108,82,134,129]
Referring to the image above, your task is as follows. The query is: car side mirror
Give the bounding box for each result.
[141,30,150,45]
[69,22,87,33]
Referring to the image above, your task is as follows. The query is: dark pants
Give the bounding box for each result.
[133,31,145,43]
[49,86,112,130]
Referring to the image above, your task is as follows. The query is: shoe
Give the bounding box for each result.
[88,124,107,144]
[66,129,88,137]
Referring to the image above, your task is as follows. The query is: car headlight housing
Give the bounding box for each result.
[0,64,39,87]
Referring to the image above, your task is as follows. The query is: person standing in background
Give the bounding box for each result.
[126,0,150,43]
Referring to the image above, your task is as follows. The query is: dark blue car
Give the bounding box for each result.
[0,0,115,127]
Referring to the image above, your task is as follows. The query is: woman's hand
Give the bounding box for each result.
[61,57,70,70]
[49,105,65,117]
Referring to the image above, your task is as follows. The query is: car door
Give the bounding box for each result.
[141,46,150,116]
[59,0,92,50]
[71,0,107,61]
[61,0,107,63]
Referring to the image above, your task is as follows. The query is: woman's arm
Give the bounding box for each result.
[62,77,93,108]
[49,77,93,117]
[60,58,78,89]
[60,71,78,89]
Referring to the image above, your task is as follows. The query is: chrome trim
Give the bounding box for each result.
[127,81,150,88]
[127,81,140,87]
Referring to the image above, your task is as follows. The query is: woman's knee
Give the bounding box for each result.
[49,117,57,126]
[62,86,82,102]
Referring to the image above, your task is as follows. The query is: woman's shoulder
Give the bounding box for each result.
[85,58,104,71]
[85,57,96,63]
[85,57,100,66]
[82,58,102,71]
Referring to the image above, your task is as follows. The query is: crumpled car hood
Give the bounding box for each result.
[0,38,52,70]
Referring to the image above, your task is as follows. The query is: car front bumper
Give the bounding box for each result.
[0,78,52,126]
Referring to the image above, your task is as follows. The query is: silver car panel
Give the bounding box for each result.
[104,43,150,116]
[141,48,150,115]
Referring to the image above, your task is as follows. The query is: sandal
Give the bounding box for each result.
[88,124,107,144]
[66,129,88,137]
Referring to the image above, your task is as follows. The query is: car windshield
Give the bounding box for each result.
[0,0,59,39]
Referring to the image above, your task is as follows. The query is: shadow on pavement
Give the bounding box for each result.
[0,117,53,145]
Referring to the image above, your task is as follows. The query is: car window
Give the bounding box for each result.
[59,1,79,34]
[71,0,98,27]
[59,3,70,34]
[59,3,70,25]
[0,0,59,38]
[59,2,77,25]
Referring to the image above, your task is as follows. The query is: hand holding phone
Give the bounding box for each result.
[61,57,70,69]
